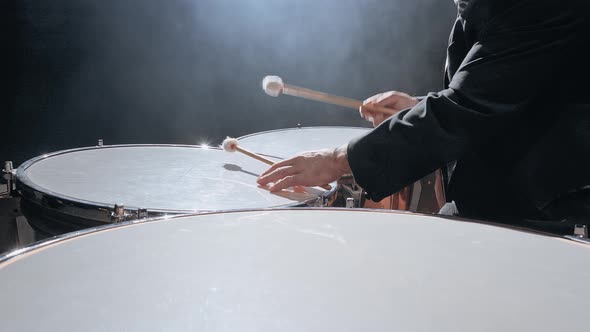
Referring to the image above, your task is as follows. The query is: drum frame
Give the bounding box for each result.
[15,144,336,236]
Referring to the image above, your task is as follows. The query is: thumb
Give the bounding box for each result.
[359,104,376,122]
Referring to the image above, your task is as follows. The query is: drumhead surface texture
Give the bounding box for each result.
[17,145,324,212]
[1,209,589,331]
[238,126,370,158]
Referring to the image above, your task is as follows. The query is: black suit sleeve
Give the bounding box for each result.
[347,0,586,201]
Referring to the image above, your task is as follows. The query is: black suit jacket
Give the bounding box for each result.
[347,0,590,221]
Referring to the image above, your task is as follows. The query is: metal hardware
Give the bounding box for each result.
[565,225,590,245]
[409,179,422,212]
[574,224,588,239]
[97,139,103,146]
[337,175,363,208]
[137,208,148,219]
[3,161,14,180]
[111,204,128,223]
[3,161,13,174]
[346,197,355,208]
[2,161,16,196]
[111,205,149,223]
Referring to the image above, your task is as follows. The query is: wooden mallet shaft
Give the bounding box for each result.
[262,75,397,116]
[234,146,275,166]
[282,83,397,115]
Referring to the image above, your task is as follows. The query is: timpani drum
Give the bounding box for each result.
[1,209,589,331]
[15,144,334,238]
[238,126,445,213]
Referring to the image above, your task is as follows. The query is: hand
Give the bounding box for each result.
[359,91,418,127]
[257,145,351,192]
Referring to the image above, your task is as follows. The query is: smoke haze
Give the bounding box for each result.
[1,0,455,165]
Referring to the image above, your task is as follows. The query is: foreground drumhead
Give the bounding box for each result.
[238,126,370,158]
[16,145,328,236]
[1,209,589,331]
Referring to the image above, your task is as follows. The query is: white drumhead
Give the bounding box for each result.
[17,145,325,211]
[238,126,370,158]
[1,209,589,331]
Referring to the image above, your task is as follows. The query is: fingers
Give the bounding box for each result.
[360,103,388,127]
[363,91,397,106]
[257,150,340,193]
[360,92,400,122]
[257,164,301,186]
[258,168,306,193]
[360,102,379,114]
[259,156,300,177]
[360,90,419,127]
[363,90,417,108]
[363,92,388,105]
[268,175,300,192]
[358,105,375,122]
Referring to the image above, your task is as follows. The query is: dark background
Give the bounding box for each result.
[1,0,456,167]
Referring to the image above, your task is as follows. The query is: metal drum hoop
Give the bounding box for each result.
[15,144,337,236]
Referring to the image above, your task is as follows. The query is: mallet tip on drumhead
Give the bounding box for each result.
[262,75,283,97]
[222,137,239,152]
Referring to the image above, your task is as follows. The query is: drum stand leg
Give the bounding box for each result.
[0,161,35,254]
[337,176,364,208]
[0,192,23,254]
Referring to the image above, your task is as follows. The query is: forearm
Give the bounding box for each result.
[347,91,470,201]
[333,144,352,175]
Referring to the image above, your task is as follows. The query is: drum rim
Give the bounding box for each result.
[15,144,334,224]
[0,206,577,266]
[237,125,371,141]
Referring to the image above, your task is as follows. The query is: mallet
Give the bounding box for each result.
[222,137,331,191]
[222,137,276,166]
[262,75,397,115]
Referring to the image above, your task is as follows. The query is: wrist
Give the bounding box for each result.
[332,144,352,175]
